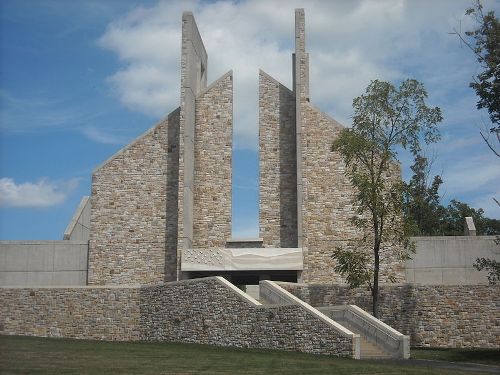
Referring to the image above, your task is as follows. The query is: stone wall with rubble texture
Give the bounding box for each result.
[0,278,354,357]
[140,278,353,356]
[88,108,180,285]
[192,72,232,249]
[259,71,297,248]
[278,282,500,348]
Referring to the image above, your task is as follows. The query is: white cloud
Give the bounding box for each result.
[81,127,130,145]
[438,153,500,219]
[443,161,500,196]
[97,0,486,150]
[0,90,80,133]
[470,191,500,219]
[0,178,79,208]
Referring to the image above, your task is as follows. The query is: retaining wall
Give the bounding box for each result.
[0,277,354,357]
[0,241,88,286]
[277,282,500,348]
[408,236,499,284]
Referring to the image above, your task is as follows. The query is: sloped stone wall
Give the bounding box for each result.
[300,103,352,284]
[278,282,500,348]
[140,278,353,356]
[259,71,297,248]
[193,73,232,249]
[88,108,180,285]
[298,102,405,284]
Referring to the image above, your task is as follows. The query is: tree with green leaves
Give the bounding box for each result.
[474,253,500,285]
[331,79,442,317]
[404,154,445,236]
[453,0,499,156]
[439,199,500,235]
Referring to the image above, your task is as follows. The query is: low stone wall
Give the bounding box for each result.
[0,286,141,340]
[0,277,354,357]
[277,282,500,348]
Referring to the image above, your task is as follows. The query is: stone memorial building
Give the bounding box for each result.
[1,9,498,358]
[88,9,403,287]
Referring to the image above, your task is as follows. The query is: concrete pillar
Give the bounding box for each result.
[294,8,308,251]
[464,216,477,236]
[178,12,208,279]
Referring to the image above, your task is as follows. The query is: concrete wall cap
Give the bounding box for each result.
[0,240,88,245]
[63,196,90,240]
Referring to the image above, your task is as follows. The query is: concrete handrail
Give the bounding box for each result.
[260,280,360,359]
[318,305,410,359]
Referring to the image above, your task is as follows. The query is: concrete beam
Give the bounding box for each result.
[181,247,303,271]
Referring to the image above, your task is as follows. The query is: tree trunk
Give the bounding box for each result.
[372,238,380,318]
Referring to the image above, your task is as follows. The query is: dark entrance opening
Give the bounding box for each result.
[186,270,297,285]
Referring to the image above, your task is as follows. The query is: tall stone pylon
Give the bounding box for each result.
[177,11,208,276]
[293,8,309,252]
[177,12,233,280]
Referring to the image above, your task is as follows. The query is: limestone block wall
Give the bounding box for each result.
[88,109,180,285]
[259,71,297,248]
[0,286,141,340]
[300,104,353,283]
[278,282,500,348]
[0,278,354,357]
[193,72,233,248]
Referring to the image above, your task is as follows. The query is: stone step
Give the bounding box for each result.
[340,321,392,359]
[360,338,391,359]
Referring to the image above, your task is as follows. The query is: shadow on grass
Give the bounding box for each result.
[411,347,500,366]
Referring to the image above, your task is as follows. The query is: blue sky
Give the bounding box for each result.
[1,0,499,240]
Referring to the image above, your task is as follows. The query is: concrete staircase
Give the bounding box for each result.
[258,281,410,360]
[317,304,410,359]
[341,321,392,359]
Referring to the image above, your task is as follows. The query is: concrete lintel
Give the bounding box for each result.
[181,247,303,271]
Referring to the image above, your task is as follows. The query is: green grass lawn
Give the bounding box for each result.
[411,347,500,366]
[0,335,498,375]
